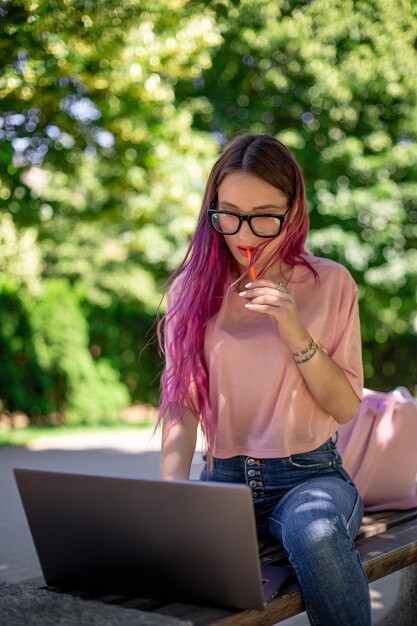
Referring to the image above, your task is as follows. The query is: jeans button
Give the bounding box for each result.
[249,480,257,487]
[247,458,255,466]
[248,469,256,477]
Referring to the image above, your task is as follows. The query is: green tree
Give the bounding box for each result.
[1,0,416,424]
[176,0,417,391]
[0,0,223,419]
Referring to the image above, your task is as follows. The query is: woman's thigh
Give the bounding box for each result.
[268,472,364,547]
[267,440,364,545]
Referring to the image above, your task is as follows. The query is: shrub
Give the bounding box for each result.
[0,278,130,425]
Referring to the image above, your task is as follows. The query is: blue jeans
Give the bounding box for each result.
[200,437,371,626]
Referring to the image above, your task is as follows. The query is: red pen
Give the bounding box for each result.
[246,248,257,281]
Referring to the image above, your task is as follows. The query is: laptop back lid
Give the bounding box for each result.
[14,468,280,609]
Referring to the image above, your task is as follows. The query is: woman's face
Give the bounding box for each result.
[217,172,289,275]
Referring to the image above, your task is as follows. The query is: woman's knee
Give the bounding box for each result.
[268,478,357,554]
[273,509,349,549]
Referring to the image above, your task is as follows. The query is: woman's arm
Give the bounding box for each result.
[284,330,361,424]
[240,278,361,424]
[160,407,198,480]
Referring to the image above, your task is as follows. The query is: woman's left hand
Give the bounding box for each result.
[239,278,308,346]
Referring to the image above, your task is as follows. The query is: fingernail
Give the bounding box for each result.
[245,303,253,308]
[238,291,247,296]
[245,282,252,288]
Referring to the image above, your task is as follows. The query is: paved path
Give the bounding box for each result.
[0,430,400,625]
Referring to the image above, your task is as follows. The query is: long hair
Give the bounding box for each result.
[156,133,316,465]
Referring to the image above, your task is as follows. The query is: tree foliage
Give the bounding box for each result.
[1,0,221,419]
[0,0,416,423]
[176,0,417,385]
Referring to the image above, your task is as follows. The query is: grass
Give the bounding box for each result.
[0,421,155,447]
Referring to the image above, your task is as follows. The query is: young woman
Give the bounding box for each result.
[157,133,371,625]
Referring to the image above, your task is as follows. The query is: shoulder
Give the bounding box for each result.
[301,253,357,291]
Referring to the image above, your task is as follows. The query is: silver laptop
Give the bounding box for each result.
[14,468,292,610]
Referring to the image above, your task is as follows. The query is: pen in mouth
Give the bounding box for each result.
[245,248,257,281]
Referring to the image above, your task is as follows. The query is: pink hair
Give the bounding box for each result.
[156,133,317,466]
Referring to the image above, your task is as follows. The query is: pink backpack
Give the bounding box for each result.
[338,387,417,512]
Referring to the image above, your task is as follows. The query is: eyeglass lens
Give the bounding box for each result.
[211,212,283,237]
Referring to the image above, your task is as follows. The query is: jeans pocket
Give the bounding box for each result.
[288,451,334,470]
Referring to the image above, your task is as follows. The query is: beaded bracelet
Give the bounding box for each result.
[291,337,319,365]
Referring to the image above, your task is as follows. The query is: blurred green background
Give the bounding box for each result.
[1,0,416,430]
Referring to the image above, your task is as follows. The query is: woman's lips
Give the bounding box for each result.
[237,246,254,257]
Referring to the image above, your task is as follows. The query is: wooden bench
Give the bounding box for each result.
[21,508,417,626]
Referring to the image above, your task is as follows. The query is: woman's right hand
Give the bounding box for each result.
[160,407,198,480]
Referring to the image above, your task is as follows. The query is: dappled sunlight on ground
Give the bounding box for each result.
[370,586,385,609]
[26,429,161,453]
[25,427,205,453]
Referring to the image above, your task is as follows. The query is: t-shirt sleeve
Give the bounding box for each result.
[327,274,364,402]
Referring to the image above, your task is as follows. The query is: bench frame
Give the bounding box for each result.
[20,508,417,626]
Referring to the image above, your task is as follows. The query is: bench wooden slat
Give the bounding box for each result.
[359,519,417,582]
[359,508,417,538]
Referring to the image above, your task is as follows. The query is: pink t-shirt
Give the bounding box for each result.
[167,254,363,458]
[166,254,363,459]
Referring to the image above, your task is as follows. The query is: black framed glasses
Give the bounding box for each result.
[208,204,289,238]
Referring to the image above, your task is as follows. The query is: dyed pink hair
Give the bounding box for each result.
[156,133,317,465]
